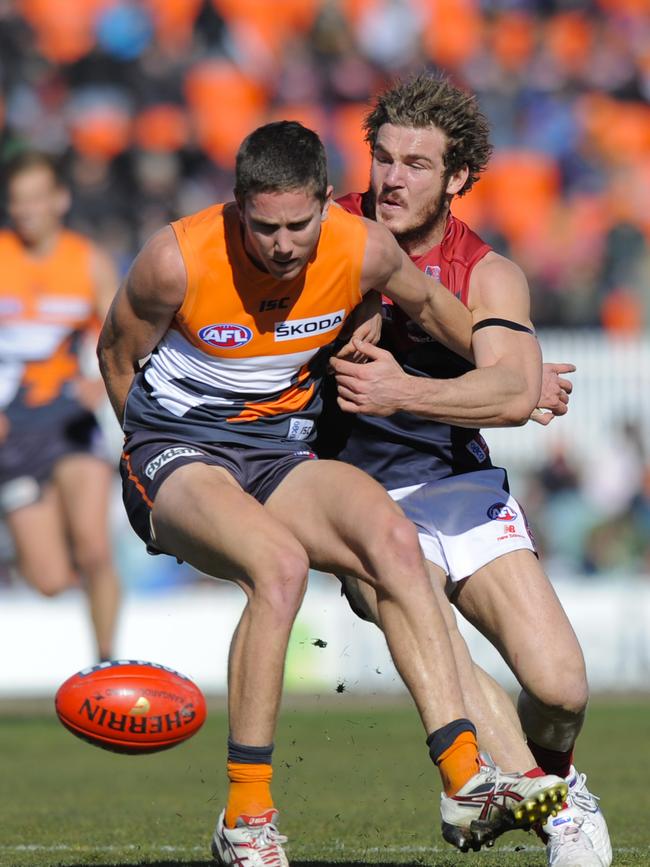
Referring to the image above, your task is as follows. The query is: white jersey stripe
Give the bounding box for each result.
[149,330,318,400]
[0,322,70,361]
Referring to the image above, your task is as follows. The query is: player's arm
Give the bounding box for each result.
[97,226,186,424]
[361,220,473,361]
[333,253,541,426]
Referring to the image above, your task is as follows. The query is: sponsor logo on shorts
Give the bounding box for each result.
[275,310,345,342]
[496,523,526,541]
[466,438,487,463]
[198,323,253,348]
[145,447,203,480]
[487,502,518,521]
[287,418,314,440]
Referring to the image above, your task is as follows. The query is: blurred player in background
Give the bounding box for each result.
[98,121,567,867]
[0,152,121,663]
[326,73,611,867]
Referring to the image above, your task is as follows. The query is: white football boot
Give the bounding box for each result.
[440,753,568,852]
[212,808,289,866]
[543,766,612,867]
[546,814,602,866]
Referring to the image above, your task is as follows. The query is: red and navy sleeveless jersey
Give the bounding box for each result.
[318,191,494,488]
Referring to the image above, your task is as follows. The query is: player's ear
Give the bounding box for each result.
[320,185,334,222]
[446,166,469,197]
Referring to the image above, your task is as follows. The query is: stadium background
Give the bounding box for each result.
[1,0,649,696]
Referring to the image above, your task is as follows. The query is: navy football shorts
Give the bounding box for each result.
[0,410,108,514]
[120,431,317,554]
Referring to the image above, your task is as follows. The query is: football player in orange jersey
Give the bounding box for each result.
[0,152,122,663]
[326,73,610,867]
[98,121,566,866]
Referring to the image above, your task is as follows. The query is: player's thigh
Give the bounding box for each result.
[454,549,586,695]
[54,454,113,548]
[4,485,74,592]
[266,458,416,580]
[152,462,309,589]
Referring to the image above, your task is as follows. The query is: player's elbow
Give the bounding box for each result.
[495,367,540,426]
[96,340,109,380]
[500,391,538,426]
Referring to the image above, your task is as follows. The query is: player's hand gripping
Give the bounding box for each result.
[335,292,382,362]
[529,362,575,425]
[331,338,409,416]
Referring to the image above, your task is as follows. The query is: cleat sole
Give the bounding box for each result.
[512,782,568,827]
[442,820,499,854]
[441,782,569,853]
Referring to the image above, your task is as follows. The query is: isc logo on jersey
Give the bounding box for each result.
[275,310,345,342]
[198,324,253,348]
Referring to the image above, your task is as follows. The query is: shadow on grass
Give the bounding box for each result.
[61,862,430,867]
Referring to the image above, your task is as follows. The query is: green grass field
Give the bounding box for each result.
[0,696,648,867]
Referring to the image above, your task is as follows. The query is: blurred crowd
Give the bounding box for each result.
[524,420,650,578]
[1,0,650,587]
[1,0,649,330]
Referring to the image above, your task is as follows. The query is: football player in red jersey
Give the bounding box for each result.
[327,74,611,867]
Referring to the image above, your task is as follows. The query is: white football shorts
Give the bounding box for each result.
[389,467,536,591]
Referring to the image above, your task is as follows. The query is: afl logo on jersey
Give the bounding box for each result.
[198,324,253,348]
[487,502,518,522]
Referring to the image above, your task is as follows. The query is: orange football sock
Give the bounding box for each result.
[225,762,274,828]
[437,730,481,795]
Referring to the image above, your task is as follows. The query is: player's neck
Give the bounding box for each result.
[20,228,62,259]
[399,212,449,258]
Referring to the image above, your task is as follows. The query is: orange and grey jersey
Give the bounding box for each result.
[123,201,366,449]
[0,229,98,428]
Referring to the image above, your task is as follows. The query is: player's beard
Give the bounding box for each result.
[390,186,449,250]
[365,183,450,249]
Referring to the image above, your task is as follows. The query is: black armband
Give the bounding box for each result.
[472,318,535,335]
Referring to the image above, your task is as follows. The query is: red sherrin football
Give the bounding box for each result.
[55,660,207,754]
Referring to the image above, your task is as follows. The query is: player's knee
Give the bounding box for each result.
[368,511,423,585]
[72,538,113,579]
[528,667,589,717]
[249,544,309,617]
[24,566,72,597]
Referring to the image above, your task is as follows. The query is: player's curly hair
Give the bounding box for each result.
[363,73,492,197]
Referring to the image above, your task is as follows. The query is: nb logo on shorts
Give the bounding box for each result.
[487,502,518,521]
[145,447,203,480]
[198,323,253,348]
